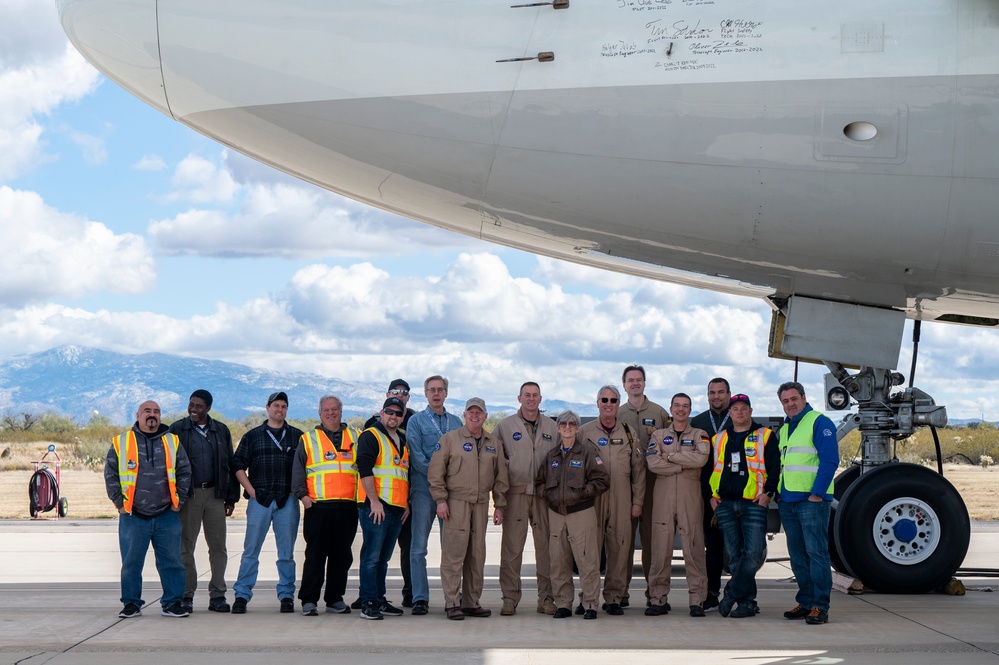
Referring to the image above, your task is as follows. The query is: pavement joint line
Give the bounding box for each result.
[853,593,998,656]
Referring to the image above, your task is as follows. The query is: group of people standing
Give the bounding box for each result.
[103,368,839,626]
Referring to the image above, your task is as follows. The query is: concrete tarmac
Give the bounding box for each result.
[1,519,996,665]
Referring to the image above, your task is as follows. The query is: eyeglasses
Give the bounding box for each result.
[558,422,578,428]
[389,389,409,396]
[384,409,405,417]
[730,394,751,404]
[599,397,619,404]
[426,387,447,394]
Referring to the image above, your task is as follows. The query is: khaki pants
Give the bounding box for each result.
[500,493,552,607]
[626,479,656,602]
[179,487,228,600]
[549,508,600,610]
[440,499,488,609]
[594,491,634,605]
[648,485,707,607]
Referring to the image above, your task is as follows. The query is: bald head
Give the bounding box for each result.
[136,401,161,434]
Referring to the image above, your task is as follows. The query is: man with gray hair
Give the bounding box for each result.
[292,395,360,615]
[578,385,646,616]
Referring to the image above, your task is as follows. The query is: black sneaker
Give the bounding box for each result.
[181,598,194,614]
[118,603,142,618]
[729,604,756,618]
[411,600,429,616]
[231,597,248,614]
[783,604,810,620]
[208,597,231,613]
[805,608,829,625]
[161,602,190,618]
[552,607,572,618]
[350,597,363,610]
[360,601,383,620]
[605,603,623,615]
[702,593,720,612]
[379,601,404,617]
[644,604,668,616]
[689,604,706,617]
[280,598,295,613]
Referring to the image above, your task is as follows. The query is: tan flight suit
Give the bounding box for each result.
[620,397,670,600]
[428,425,509,610]
[578,419,646,606]
[645,424,710,607]
[493,410,559,609]
[535,439,610,611]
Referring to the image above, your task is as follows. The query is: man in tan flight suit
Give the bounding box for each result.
[494,382,559,616]
[645,392,710,617]
[618,364,671,605]
[578,385,646,615]
[428,398,509,620]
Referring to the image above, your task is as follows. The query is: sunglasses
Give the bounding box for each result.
[389,389,410,396]
[730,394,751,404]
[384,409,405,417]
[599,397,619,404]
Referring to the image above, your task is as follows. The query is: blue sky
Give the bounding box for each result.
[2,0,998,421]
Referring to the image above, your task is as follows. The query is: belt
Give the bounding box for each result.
[195,482,215,489]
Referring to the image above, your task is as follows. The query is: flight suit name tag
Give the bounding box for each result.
[610,438,624,445]
[569,460,583,467]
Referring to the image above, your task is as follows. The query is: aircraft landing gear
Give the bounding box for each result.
[823,364,970,594]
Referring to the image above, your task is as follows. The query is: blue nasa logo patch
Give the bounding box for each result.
[512,432,523,441]
[664,435,675,445]
[569,460,583,467]
[598,437,609,447]
[324,451,337,460]
[463,442,474,452]
[551,459,560,468]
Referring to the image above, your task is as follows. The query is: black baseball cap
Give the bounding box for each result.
[267,391,289,406]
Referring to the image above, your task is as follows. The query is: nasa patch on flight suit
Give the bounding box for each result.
[324,451,337,460]
[598,437,609,447]
[569,460,583,467]
[663,435,674,445]
[642,418,655,426]
[463,442,474,452]
[512,432,523,441]
[551,459,560,468]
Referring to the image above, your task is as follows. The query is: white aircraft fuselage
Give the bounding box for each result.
[58,0,999,324]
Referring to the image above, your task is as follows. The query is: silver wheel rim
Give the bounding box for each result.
[871,497,940,565]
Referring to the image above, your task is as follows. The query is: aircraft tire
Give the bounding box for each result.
[834,463,969,594]
[828,464,862,575]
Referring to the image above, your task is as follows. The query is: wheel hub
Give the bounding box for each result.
[872,497,940,565]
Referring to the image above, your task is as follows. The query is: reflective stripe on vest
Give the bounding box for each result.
[113,431,180,513]
[356,428,409,509]
[304,428,359,501]
[778,410,835,494]
[709,427,770,500]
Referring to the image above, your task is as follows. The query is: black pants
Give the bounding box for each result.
[299,500,359,605]
[703,502,724,595]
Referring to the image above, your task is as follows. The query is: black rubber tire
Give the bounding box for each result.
[58,497,69,518]
[834,463,970,594]
[829,464,862,575]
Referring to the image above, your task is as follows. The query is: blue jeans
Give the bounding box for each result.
[409,483,441,603]
[118,509,186,608]
[714,499,768,608]
[779,499,832,611]
[234,497,300,601]
[359,504,404,605]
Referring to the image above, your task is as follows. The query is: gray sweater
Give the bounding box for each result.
[105,423,191,516]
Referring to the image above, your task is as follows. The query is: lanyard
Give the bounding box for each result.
[709,411,730,435]
[266,428,287,452]
[195,425,209,439]
[429,409,452,439]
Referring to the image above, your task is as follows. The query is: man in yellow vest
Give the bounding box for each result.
[292,394,360,616]
[429,397,509,620]
[708,394,779,618]
[777,381,838,625]
[104,400,191,619]
[356,397,410,620]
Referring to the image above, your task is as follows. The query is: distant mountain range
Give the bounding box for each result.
[0,346,594,425]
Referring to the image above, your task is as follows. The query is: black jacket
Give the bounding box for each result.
[535,439,610,515]
[169,416,240,505]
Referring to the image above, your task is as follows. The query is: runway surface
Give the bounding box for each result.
[1,519,996,664]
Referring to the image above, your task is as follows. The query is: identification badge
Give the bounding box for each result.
[569,460,583,468]
[730,451,740,473]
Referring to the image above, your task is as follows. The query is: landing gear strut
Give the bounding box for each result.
[823,364,970,593]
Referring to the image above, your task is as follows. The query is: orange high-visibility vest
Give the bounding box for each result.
[709,427,771,500]
[356,427,409,509]
[303,427,359,501]
[113,430,180,513]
